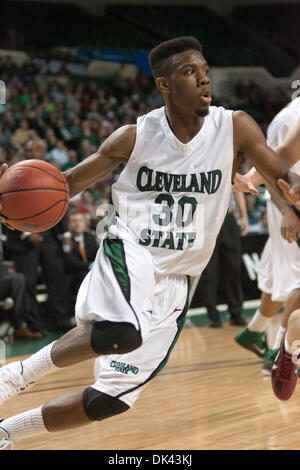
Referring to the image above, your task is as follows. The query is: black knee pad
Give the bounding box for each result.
[90,321,142,355]
[83,387,129,421]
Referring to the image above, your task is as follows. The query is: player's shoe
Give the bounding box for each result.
[271,333,298,400]
[262,348,279,375]
[0,420,14,450]
[262,348,300,377]
[234,327,269,358]
[0,361,35,405]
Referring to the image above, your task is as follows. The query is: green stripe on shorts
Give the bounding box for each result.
[103,237,131,302]
[153,277,190,377]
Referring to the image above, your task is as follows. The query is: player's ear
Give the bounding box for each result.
[156,77,170,94]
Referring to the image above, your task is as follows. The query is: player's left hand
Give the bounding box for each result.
[233,173,259,195]
[278,179,300,210]
[280,206,300,243]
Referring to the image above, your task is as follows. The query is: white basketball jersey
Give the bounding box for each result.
[110,106,234,276]
[265,97,300,200]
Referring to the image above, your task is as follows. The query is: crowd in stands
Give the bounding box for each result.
[0,52,293,338]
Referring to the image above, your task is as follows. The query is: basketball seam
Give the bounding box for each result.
[7,199,67,220]
[48,175,69,229]
[18,164,67,184]
[50,187,69,228]
[0,188,69,195]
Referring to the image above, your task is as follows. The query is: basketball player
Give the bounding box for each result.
[0,37,298,450]
[235,96,300,375]
[233,115,300,399]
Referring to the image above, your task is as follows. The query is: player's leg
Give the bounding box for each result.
[279,288,300,329]
[262,288,300,375]
[0,320,143,406]
[271,308,300,401]
[0,273,189,449]
[0,234,154,405]
[235,290,282,358]
[0,387,130,449]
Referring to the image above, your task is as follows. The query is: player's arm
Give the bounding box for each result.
[233,116,300,194]
[276,117,300,205]
[233,192,249,236]
[63,125,136,198]
[233,111,299,203]
[265,182,300,243]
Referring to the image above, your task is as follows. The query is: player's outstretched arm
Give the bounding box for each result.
[63,125,136,198]
[277,117,300,206]
[233,116,300,196]
[233,111,299,204]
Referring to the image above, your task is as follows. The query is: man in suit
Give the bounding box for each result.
[63,212,99,314]
[4,214,73,332]
[0,270,42,339]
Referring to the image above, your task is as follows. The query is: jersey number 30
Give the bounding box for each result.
[152,194,197,228]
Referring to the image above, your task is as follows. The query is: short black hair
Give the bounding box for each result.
[149,36,203,79]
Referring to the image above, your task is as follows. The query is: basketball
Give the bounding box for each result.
[0,159,70,232]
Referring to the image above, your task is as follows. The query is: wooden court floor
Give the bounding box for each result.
[2,316,300,450]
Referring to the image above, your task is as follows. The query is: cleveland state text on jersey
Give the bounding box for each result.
[136,166,222,194]
[134,166,223,251]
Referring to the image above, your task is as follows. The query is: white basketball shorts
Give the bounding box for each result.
[257,200,300,302]
[75,233,189,408]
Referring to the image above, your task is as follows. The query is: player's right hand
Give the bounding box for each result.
[0,163,15,230]
[232,172,259,195]
[278,178,300,210]
[280,206,300,243]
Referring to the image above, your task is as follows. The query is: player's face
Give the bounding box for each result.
[162,49,211,117]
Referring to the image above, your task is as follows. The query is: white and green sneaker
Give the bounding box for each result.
[235,327,269,358]
[262,349,278,375]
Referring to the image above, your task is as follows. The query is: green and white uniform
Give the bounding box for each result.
[75,105,234,407]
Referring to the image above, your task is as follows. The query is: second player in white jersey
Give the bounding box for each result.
[258,97,300,301]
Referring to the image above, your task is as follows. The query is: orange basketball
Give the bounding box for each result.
[0,159,70,232]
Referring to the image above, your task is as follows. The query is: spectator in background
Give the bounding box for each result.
[0,266,42,339]
[63,211,99,314]
[61,149,78,172]
[24,138,47,160]
[13,119,31,145]
[55,118,72,142]
[4,214,73,333]
[44,128,57,150]
[76,190,97,217]
[46,139,69,167]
